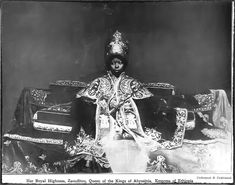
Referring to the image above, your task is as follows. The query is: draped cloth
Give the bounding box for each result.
[2,79,233,174]
[210,89,232,132]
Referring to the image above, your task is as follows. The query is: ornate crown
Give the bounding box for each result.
[106,31,129,59]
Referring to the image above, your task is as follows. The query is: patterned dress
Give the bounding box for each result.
[77,71,153,141]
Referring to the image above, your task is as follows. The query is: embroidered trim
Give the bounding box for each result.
[33,121,72,133]
[3,134,63,145]
[45,104,71,113]
[161,108,188,149]
[194,107,212,112]
[144,128,162,141]
[183,138,229,145]
[201,128,228,139]
[81,73,153,101]
[194,93,215,112]
[50,80,87,87]
[142,82,175,89]
[30,89,49,105]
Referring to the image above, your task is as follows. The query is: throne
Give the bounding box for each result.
[4,79,230,145]
[28,80,221,138]
[3,79,232,174]
[31,81,178,137]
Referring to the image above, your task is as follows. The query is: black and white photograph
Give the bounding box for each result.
[1,0,233,184]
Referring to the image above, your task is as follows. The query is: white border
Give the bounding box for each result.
[2,173,234,184]
[1,1,234,184]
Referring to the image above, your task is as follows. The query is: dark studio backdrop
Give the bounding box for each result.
[1,1,232,132]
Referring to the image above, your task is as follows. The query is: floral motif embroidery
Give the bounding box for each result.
[9,161,23,174]
[119,78,133,94]
[31,89,49,105]
[146,155,167,173]
[194,93,215,112]
[37,163,53,174]
[87,79,101,97]
[144,128,162,141]
[38,154,47,161]
[2,161,24,174]
[146,155,181,173]
[64,130,110,169]
[80,72,153,101]
[98,78,112,96]
[3,154,54,174]
[159,108,187,149]
[25,156,37,173]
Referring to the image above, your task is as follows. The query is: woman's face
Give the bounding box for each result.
[110,58,124,73]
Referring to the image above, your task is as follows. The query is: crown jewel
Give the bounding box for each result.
[106,30,129,58]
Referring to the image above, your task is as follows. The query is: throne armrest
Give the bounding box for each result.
[143,82,175,96]
[49,80,87,88]
[46,80,88,104]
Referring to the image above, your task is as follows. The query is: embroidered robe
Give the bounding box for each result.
[77,71,153,140]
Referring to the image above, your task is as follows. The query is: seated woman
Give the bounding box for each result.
[2,31,232,174]
[67,31,231,173]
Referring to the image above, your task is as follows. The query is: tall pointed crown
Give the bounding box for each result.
[105,31,129,60]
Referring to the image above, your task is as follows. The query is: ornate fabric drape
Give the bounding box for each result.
[2,80,232,174]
